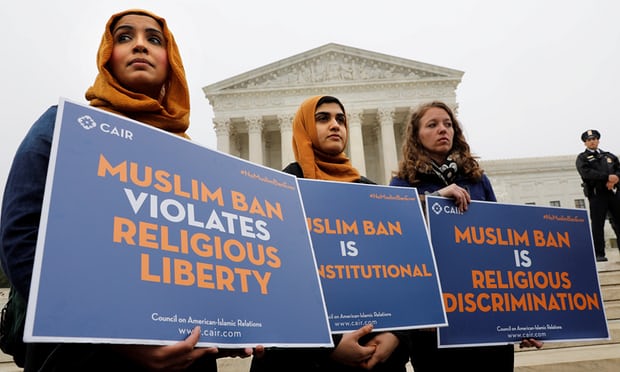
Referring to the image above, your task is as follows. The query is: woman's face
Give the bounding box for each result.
[109,14,168,98]
[314,102,347,155]
[417,107,454,162]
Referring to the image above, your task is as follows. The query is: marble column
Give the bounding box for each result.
[247,117,264,165]
[377,108,398,184]
[279,114,294,168]
[347,110,367,175]
[213,118,231,154]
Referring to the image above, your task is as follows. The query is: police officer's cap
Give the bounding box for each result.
[581,129,601,142]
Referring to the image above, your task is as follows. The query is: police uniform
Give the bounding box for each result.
[575,129,620,261]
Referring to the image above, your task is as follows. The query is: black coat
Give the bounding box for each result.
[576,149,620,197]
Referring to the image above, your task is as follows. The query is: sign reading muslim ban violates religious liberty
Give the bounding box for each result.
[425,196,609,347]
[297,179,447,333]
[24,98,333,348]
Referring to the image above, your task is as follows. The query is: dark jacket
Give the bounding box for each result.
[283,162,376,185]
[0,106,56,299]
[576,149,620,197]
[389,172,497,202]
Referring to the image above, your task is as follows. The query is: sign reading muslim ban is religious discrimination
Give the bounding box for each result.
[297,179,447,333]
[425,196,609,347]
[24,98,332,348]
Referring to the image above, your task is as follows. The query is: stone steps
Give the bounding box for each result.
[514,248,620,372]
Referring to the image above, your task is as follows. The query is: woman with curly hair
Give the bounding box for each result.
[389,101,541,371]
[390,101,491,211]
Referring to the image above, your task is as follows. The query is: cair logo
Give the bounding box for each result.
[431,202,443,215]
[77,115,96,130]
[77,115,134,140]
[431,201,463,215]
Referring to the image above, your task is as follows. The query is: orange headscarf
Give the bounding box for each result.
[85,9,189,137]
[292,96,360,182]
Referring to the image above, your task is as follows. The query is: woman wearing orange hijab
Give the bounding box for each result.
[250,96,409,372]
[0,9,259,371]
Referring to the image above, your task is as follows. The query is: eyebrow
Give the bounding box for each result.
[315,111,344,116]
[112,24,164,37]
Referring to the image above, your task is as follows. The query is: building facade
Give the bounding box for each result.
[203,43,617,248]
[203,43,463,185]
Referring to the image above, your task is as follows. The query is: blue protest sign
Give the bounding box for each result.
[297,179,447,333]
[24,98,332,348]
[426,196,609,347]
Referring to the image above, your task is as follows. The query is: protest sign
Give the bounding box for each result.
[426,196,609,347]
[298,179,447,333]
[24,98,332,348]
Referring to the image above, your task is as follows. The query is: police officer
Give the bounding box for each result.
[576,129,620,262]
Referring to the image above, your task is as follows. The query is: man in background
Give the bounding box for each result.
[576,129,620,262]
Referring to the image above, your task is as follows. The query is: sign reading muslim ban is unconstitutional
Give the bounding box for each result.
[425,196,609,348]
[297,179,447,333]
[23,98,333,348]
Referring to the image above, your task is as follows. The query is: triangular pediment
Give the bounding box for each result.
[203,43,463,93]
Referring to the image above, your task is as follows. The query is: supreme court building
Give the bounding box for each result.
[203,43,463,185]
[202,43,617,248]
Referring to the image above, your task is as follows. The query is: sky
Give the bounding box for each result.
[2,0,619,194]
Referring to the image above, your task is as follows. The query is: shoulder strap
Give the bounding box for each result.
[0,287,26,367]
